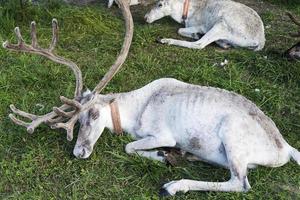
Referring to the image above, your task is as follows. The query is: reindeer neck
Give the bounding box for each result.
[103,81,166,136]
[170,0,208,24]
[102,91,146,136]
[170,0,186,23]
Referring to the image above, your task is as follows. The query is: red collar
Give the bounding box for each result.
[182,0,190,22]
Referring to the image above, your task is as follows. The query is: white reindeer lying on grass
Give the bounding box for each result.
[4,0,299,197]
[142,0,265,50]
[77,78,300,197]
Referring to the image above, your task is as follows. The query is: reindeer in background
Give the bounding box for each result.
[109,0,266,50]
[285,12,300,60]
[3,0,300,197]
[144,0,265,50]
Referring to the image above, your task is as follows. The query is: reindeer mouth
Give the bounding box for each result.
[144,13,152,23]
[73,145,92,159]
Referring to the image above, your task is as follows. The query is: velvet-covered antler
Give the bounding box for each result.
[4,0,133,141]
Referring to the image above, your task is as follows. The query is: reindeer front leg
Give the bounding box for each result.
[125,136,176,162]
[159,22,228,49]
[177,26,205,40]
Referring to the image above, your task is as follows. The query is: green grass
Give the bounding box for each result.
[0,0,300,199]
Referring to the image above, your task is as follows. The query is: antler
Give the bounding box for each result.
[3,19,83,140]
[4,0,133,141]
[50,0,134,138]
[287,12,300,37]
[3,19,82,96]
[3,19,83,96]
[93,0,133,94]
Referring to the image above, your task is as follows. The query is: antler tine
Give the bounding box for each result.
[3,19,83,97]
[2,27,24,49]
[9,104,70,134]
[9,104,38,134]
[60,96,82,110]
[53,106,76,118]
[9,114,32,131]
[287,12,300,26]
[287,12,300,37]
[50,115,78,141]
[93,0,133,94]
[31,21,38,47]
[14,27,25,46]
[49,19,58,52]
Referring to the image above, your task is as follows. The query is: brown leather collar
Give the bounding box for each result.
[109,100,123,136]
[182,0,190,23]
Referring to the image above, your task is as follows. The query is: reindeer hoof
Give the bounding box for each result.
[157,38,172,45]
[157,150,165,157]
[159,188,171,197]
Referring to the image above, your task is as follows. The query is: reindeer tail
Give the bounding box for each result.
[291,148,300,165]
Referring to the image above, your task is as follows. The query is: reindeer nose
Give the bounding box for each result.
[79,148,86,158]
[74,147,86,159]
[144,14,149,23]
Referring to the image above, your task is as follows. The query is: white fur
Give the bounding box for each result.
[108,0,140,8]
[73,78,299,195]
[145,0,265,50]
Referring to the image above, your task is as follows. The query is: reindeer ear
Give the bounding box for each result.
[88,108,100,120]
[98,94,115,105]
[82,88,92,97]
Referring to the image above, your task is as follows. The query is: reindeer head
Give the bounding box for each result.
[144,0,174,23]
[73,92,102,158]
[73,91,114,159]
[3,0,133,158]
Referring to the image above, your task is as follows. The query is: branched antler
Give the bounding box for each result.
[3,19,82,97]
[50,0,133,140]
[8,104,67,134]
[50,0,133,138]
[3,19,83,141]
[4,0,133,141]
[287,12,300,37]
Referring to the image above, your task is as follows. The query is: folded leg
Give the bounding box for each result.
[177,26,205,40]
[125,136,176,162]
[160,129,251,196]
[159,22,229,49]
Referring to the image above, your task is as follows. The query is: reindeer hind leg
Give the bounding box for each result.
[160,158,250,196]
[160,120,251,196]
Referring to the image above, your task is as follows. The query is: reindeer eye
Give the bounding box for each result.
[88,108,99,120]
[158,3,163,7]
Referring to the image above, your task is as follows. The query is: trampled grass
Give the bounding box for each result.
[0,0,299,199]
